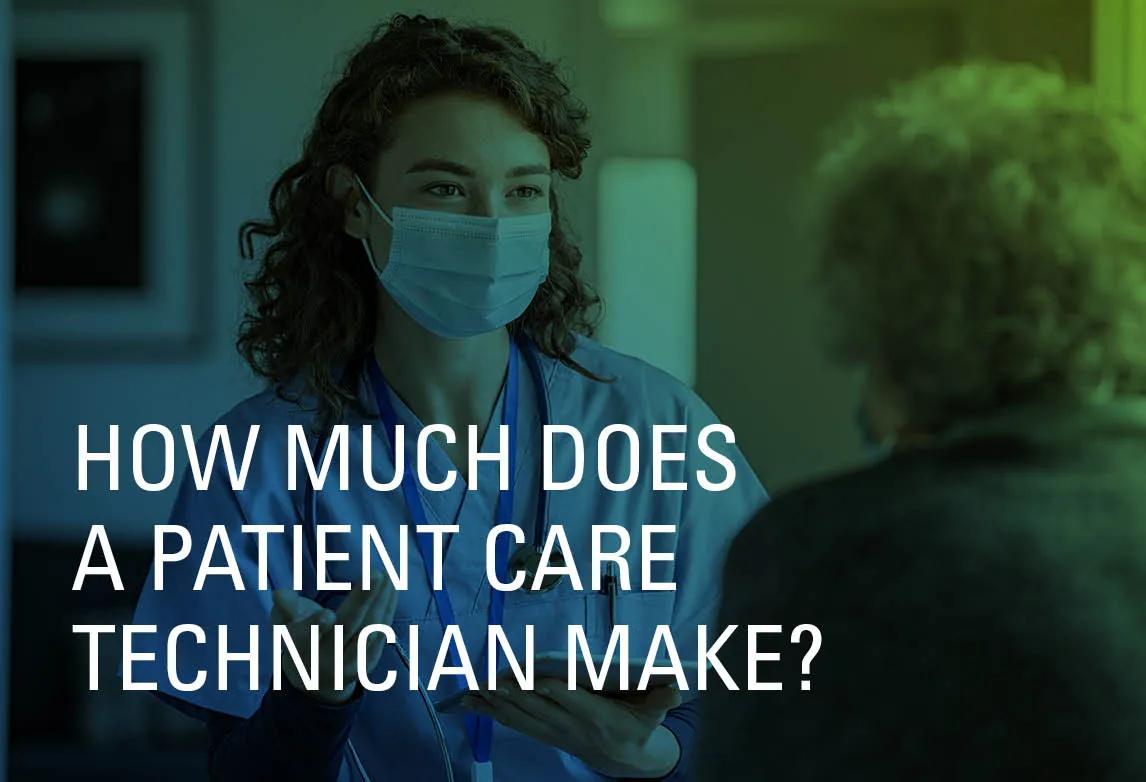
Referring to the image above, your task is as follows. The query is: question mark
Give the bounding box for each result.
[791,624,822,691]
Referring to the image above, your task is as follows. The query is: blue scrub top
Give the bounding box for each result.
[132,336,767,781]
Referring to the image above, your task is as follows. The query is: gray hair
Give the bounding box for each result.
[811,61,1146,428]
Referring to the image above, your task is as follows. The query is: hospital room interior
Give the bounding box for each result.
[0,0,1133,778]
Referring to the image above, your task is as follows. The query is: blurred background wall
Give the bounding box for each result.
[2,0,1131,779]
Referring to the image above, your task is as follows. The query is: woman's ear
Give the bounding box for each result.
[327,164,370,240]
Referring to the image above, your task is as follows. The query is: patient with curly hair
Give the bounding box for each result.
[701,62,1146,781]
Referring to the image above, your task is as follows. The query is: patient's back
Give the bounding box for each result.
[701,402,1146,781]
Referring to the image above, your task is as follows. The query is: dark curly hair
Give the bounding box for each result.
[237,14,601,427]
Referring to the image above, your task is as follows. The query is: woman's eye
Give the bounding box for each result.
[510,185,545,199]
[425,183,464,198]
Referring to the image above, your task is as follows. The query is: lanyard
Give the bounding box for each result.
[365,340,520,776]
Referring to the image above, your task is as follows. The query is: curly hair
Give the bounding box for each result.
[237,14,600,427]
[811,61,1146,430]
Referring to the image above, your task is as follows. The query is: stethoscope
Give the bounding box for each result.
[298,335,564,782]
[503,336,566,591]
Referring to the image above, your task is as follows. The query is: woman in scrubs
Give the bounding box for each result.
[132,14,765,781]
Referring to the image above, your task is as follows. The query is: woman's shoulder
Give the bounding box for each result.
[214,381,319,430]
[551,335,721,426]
[196,373,333,464]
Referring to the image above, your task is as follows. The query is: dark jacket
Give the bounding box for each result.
[699,401,1146,781]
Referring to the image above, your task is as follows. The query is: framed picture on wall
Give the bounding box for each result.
[12,0,209,357]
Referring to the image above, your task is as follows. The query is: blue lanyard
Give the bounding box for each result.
[365,340,519,768]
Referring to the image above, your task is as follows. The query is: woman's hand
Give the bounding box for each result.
[270,572,397,706]
[462,679,683,779]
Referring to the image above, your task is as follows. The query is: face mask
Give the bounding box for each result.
[354,174,551,339]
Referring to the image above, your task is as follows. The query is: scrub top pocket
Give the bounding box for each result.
[500,590,589,655]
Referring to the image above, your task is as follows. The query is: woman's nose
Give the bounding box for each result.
[467,190,502,218]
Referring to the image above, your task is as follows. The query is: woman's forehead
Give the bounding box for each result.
[379,92,550,176]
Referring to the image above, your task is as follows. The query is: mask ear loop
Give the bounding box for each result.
[353,173,394,277]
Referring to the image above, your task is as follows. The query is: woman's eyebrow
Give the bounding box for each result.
[405,158,475,176]
[403,159,551,177]
[507,164,551,177]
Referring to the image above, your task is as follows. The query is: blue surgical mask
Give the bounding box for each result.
[354,174,551,339]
